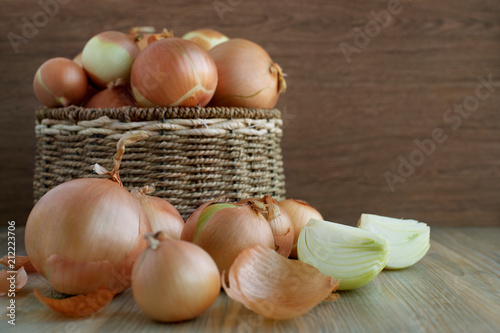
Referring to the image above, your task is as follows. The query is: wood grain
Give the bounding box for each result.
[0,227,499,332]
[1,0,500,227]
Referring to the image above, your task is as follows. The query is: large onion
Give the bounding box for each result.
[33,57,88,107]
[208,38,286,108]
[25,132,151,295]
[131,38,217,107]
[82,31,140,87]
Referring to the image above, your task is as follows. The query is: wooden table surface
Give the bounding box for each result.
[1,227,499,332]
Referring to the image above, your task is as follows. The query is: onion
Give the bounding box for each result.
[132,185,184,239]
[357,213,430,269]
[180,202,274,276]
[131,38,217,107]
[84,84,137,108]
[132,232,220,322]
[33,57,88,107]
[82,31,140,87]
[238,196,294,257]
[182,29,229,51]
[298,219,389,290]
[222,245,339,319]
[25,132,151,295]
[129,26,156,51]
[208,38,286,108]
[278,199,323,258]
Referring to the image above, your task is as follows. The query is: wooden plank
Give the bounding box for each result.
[1,0,500,227]
[0,227,499,332]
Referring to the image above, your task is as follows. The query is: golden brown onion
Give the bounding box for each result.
[33,57,88,107]
[84,85,137,108]
[131,38,217,107]
[208,38,286,108]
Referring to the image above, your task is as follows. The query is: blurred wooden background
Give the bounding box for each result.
[1,0,499,227]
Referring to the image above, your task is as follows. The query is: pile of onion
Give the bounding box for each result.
[25,132,151,295]
[131,37,217,107]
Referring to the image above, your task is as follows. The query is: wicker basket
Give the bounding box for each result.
[34,106,286,219]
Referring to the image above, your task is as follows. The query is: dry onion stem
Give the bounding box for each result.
[0,267,27,296]
[34,287,116,317]
[0,255,36,273]
[222,245,339,320]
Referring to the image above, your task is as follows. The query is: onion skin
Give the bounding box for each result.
[25,178,151,295]
[33,57,88,107]
[278,199,323,258]
[132,236,220,322]
[82,31,140,87]
[84,85,137,108]
[182,29,229,51]
[129,26,156,51]
[131,38,217,107]
[208,38,286,108]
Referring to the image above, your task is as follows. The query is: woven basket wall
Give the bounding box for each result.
[34,106,286,219]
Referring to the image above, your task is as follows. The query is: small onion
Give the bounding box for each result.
[132,185,185,239]
[132,232,220,322]
[182,29,229,51]
[84,85,137,108]
[131,38,217,107]
[25,132,151,295]
[278,199,323,258]
[208,38,286,108]
[181,202,274,276]
[82,31,140,87]
[33,57,88,107]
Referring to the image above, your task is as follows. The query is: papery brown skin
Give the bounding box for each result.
[208,38,286,109]
[181,197,224,242]
[132,238,220,322]
[222,245,339,320]
[278,199,323,258]
[192,205,275,276]
[34,287,116,317]
[134,192,185,239]
[25,178,151,295]
[33,57,88,107]
[131,38,217,107]
[0,267,28,296]
[84,85,137,108]
[0,255,36,272]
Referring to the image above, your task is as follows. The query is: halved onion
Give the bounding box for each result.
[298,218,389,290]
[357,214,430,269]
[208,38,286,109]
[222,245,339,320]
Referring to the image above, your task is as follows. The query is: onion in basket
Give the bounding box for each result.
[208,38,286,109]
[33,57,88,107]
[131,38,217,107]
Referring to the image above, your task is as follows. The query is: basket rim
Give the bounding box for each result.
[36,106,282,122]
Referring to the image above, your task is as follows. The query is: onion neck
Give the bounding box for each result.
[270,63,287,94]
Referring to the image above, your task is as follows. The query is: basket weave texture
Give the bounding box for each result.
[34,106,286,219]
